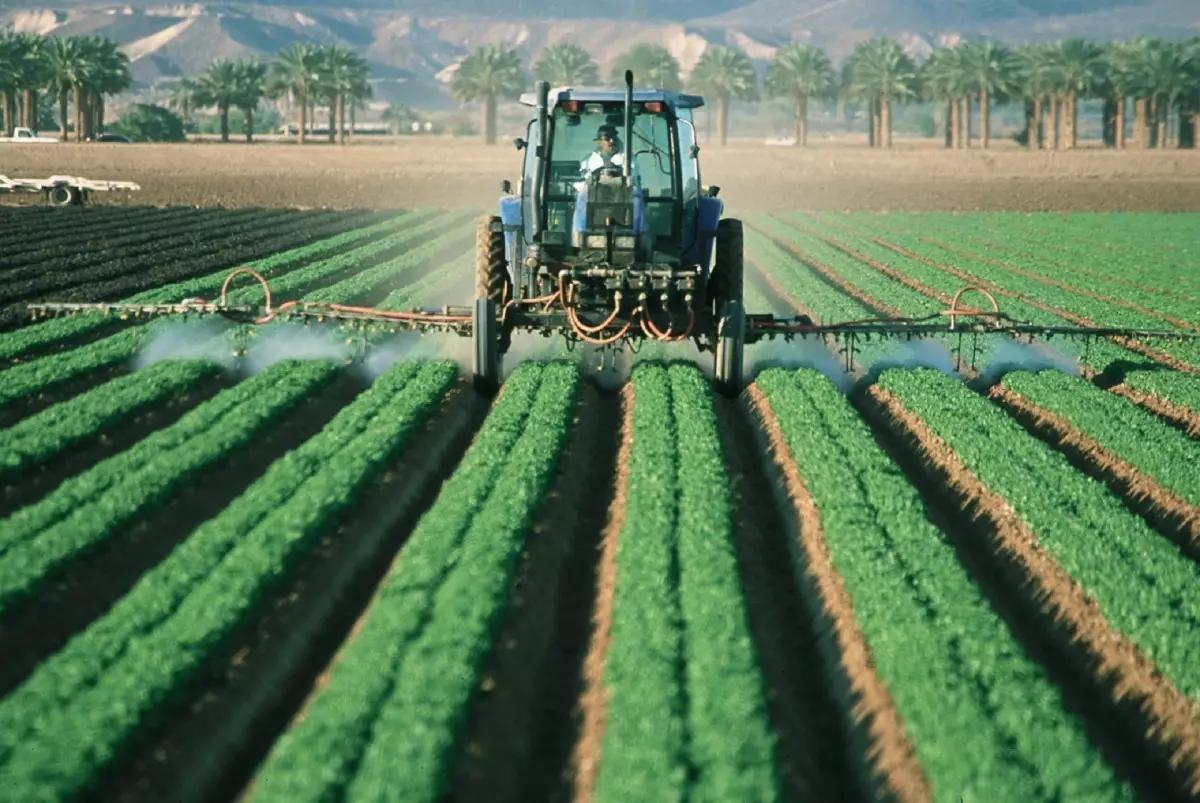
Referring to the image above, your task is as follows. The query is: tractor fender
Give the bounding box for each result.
[498,195,522,282]
[689,196,724,277]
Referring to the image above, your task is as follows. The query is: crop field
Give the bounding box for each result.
[0,205,1198,803]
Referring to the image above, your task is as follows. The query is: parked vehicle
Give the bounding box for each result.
[0,127,60,143]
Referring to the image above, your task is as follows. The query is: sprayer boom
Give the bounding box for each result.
[24,276,1198,380]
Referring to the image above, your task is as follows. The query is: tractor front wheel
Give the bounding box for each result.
[713,299,745,398]
[707,217,744,317]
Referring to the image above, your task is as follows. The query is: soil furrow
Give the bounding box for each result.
[448,380,620,803]
[859,384,1200,800]
[744,384,931,802]
[713,393,852,802]
[0,369,238,517]
[571,382,633,803]
[0,368,366,700]
[989,386,1199,562]
[92,381,490,803]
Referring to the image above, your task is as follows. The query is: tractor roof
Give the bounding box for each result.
[518,86,705,110]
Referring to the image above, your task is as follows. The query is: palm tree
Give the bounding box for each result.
[382,102,416,136]
[848,37,918,148]
[267,42,322,144]
[958,40,1013,148]
[610,43,680,90]
[81,35,130,139]
[688,45,757,146]
[1134,39,1193,148]
[450,43,525,145]
[763,43,835,146]
[1051,38,1104,149]
[44,36,88,141]
[231,58,266,143]
[316,45,369,144]
[194,59,242,142]
[534,42,598,86]
[346,69,372,141]
[922,47,971,148]
[12,32,46,131]
[0,31,20,136]
[168,77,198,135]
[1182,38,1200,148]
[1012,43,1055,150]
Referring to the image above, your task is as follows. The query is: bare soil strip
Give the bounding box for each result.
[713,393,853,802]
[0,369,365,701]
[860,385,1200,799]
[1106,384,1200,438]
[916,237,1200,335]
[448,381,620,803]
[989,386,1200,562]
[0,370,236,517]
[744,385,932,802]
[90,383,490,803]
[570,383,633,803]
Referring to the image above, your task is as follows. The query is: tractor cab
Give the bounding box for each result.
[498,82,723,278]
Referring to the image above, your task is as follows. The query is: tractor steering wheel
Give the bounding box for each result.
[589,164,623,180]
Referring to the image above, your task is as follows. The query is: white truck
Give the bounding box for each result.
[0,127,61,143]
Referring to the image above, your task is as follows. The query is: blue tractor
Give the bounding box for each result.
[34,74,1198,391]
[471,71,750,395]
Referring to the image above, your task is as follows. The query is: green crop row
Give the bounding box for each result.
[0,213,463,408]
[832,212,1200,308]
[756,367,1133,802]
[0,359,219,472]
[807,217,1200,369]
[0,360,456,799]
[766,215,1200,416]
[1001,370,1200,505]
[0,210,427,362]
[0,359,339,611]
[877,368,1200,701]
[596,362,777,803]
[249,361,578,803]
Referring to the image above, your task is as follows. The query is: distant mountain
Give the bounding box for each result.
[0,0,1196,108]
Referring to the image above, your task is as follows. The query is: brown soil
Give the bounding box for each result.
[448,381,620,803]
[1106,384,1200,438]
[569,383,632,803]
[862,384,1200,799]
[990,386,1200,560]
[7,142,1200,213]
[712,393,852,802]
[96,382,490,803]
[744,384,932,802]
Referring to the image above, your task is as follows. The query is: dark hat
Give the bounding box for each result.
[594,124,618,141]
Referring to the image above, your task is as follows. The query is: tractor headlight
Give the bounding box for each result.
[586,234,607,249]
[614,235,636,250]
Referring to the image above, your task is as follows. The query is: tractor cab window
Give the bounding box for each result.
[541,101,680,257]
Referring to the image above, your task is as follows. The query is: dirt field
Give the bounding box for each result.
[5,138,1200,212]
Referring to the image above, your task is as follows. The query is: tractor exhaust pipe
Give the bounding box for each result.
[532,79,549,240]
[623,69,633,183]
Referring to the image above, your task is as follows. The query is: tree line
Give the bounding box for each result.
[5,26,1200,149]
[456,36,1200,149]
[0,32,372,143]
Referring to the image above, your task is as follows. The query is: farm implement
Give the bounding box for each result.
[24,73,1199,394]
[1,173,140,206]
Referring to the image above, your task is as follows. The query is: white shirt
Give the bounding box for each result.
[575,151,636,193]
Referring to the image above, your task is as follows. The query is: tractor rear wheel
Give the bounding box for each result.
[707,218,744,316]
[713,299,745,398]
[475,214,510,305]
[48,185,79,207]
[473,297,501,395]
